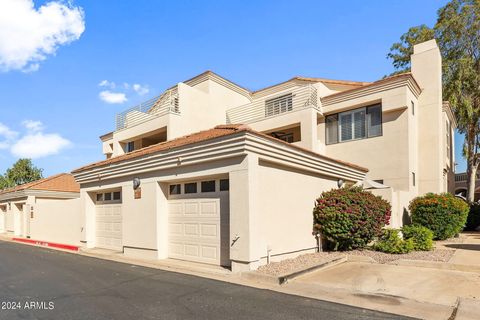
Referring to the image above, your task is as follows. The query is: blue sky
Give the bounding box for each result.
[0,0,464,177]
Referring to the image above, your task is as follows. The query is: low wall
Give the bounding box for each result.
[30,198,81,246]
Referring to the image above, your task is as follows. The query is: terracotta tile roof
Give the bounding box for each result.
[72,124,368,174]
[322,72,420,100]
[252,76,370,94]
[0,173,80,195]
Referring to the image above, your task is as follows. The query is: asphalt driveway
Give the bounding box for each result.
[0,241,410,320]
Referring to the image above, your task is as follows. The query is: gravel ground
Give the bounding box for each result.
[347,248,455,264]
[257,252,346,276]
[257,248,456,276]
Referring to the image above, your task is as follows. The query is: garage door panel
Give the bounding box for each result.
[96,204,122,251]
[200,202,217,215]
[184,203,199,215]
[168,197,225,265]
[200,224,218,237]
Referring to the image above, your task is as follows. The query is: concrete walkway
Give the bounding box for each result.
[284,233,480,319]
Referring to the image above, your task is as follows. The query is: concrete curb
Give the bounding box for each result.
[242,256,347,285]
[12,237,79,252]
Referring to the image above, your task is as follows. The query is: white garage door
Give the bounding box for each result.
[169,197,228,265]
[96,204,122,251]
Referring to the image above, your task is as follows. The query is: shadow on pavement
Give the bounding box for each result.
[445,244,480,251]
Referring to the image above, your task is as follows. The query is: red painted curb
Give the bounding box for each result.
[12,238,79,252]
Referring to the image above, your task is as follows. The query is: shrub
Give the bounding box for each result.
[313,187,391,251]
[402,224,434,251]
[409,193,468,240]
[374,229,414,254]
[465,203,480,231]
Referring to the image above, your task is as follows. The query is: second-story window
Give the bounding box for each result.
[265,93,293,117]
[326,104,382,144]
[446,120,451,161]
[126,141,135,153]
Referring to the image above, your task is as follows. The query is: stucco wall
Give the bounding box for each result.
[255,160,337,263]
[30,198,81,246]
[324,108,410,192]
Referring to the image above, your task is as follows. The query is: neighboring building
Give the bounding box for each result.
[70,39,455,271]
[454,172,480,201]
[0,173,80,240]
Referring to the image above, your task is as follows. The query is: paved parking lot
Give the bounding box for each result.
[0,241,410,320]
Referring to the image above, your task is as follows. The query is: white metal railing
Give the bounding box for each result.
[226,85,319,124]
[455,173,467,182]
[115,87,179,131]
[455,172,480,182]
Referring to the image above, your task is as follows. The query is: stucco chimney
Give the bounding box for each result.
[411,39,444,194]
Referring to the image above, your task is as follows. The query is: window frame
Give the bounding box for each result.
[219,179,229,191]
[126,141,135,153]
[184,182,198,194]
[95,190,122,204]
[201,180,216,193]
[169,184,181,195]
[325,104,382,145]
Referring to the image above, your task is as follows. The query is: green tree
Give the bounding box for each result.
[0,159,43,189]
[387,0,480,202]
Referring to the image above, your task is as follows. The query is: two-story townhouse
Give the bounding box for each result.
[71,39,455,272]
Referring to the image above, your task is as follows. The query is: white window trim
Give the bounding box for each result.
[339,107,366,142]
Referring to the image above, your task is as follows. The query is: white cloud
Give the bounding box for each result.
[0,122,18,149]
[99,90,127,104]
[22,119,44,132]
[98,80,116,89]
[0,123,18,140]
[0,0,85,72]
[11,132,71,159]
[133,84,149,95]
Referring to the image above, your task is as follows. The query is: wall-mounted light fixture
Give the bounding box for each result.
[337,179,345,188]
[133,177,141,190]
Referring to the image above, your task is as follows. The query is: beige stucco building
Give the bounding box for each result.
[0,173,80,244]
[65,39,456,271]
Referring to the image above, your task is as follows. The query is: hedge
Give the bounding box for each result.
[313,187,391,251]
[409,193,468,240]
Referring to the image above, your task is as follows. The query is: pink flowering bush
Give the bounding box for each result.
[313,187,391,251]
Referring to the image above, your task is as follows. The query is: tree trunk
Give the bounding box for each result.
[466,126,478,203]
[467,163,477,202]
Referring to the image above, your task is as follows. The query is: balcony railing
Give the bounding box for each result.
[226,85,319,124]
[115,88,179,131]
[455,172,480,182]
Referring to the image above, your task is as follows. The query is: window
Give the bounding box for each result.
[184,183,197,194]
[96,190,121,203]
[126,141,135,153]
[411,101,415,115]
[201,180,216,193]
[169,184,181,195]
[367,105,382,137]
[326,114,338,144]
[278,133,294,143]
[220,179,229,191]
[446,120,451,160]
[326,104,382,144]
[265,94,293,117]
